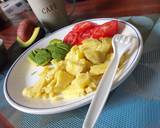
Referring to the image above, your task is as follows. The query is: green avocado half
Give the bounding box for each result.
[17,27,45,48]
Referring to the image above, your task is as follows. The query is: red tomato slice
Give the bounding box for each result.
[72,21,97,33]
[64,20,118,45]
[92,20,118,38]
[78,29,92,43]
[90,26,105,39]
[64,31,78,45]
[101,20,118,36]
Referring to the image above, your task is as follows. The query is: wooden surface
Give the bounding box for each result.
[1,0,160,49]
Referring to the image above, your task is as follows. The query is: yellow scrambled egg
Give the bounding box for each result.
[23,37,124,101]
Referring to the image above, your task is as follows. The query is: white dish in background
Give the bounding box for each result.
[4,18,143,115]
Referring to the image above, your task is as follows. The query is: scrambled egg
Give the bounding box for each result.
[23,38,119,101]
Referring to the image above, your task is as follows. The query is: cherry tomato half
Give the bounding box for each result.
[72,21,97,33]
[64,31,78,45]
[64,20,119,45]
[78,29,93,43]
[92,20,118,38]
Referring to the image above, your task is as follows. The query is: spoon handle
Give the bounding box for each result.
[82,54,120,128]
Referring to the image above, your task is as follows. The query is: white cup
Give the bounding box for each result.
[27,0,73,32]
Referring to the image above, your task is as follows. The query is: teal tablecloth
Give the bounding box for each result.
[1,15,160,128]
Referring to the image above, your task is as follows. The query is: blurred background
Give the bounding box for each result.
[0,0,160,49]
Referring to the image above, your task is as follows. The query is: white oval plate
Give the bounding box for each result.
[4,18,143,115]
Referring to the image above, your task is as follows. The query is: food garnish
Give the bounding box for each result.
[28,39,71,66]
[28,49,52,66]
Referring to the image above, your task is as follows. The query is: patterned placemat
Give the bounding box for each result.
[1,14,160,128]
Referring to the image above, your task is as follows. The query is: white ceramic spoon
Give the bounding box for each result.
[82,34,138,128]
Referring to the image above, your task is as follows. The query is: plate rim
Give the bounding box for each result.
[3,18,143,114]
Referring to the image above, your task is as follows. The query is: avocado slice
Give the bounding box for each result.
[47,42,71,61]
[49,39,63,45]
[17,27,44,48]
[27,39,71,66]
[49,39,71,51]
[28,48,52,66]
